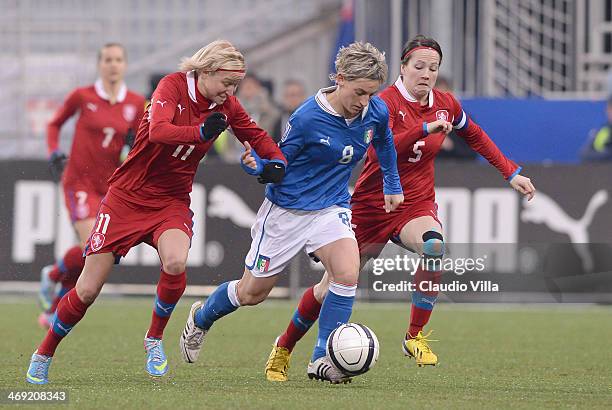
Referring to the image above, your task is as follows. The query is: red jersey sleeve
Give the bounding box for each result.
[450,94,519,179]
[394,123,428,156]
[379,90,426,157]
[47,89,81,155]
[228,98,286,163]
[148,77,201,144]
[383,91,398,130]
[130,96,146,133]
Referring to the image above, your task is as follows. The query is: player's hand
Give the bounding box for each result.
[510,174,536,201]
[200,112,227,141]
[383,193,404,213]
[240,142,286,183]
[241,141,261,172]
[257,160,285,184]
[427,120,453,135]
[48,150,68,180]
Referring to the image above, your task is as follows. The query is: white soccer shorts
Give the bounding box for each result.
[245,198,356,277]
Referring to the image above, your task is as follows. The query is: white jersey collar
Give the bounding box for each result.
[394,76,434,108]
[95,78,127,103]
[315,86,369,121]
[186,70,217,109]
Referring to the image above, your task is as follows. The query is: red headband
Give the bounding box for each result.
[401,46,438,61]
[215,68,246,73]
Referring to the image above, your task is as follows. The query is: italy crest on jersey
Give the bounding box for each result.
[364,128,374,144]
[256,255,271,272]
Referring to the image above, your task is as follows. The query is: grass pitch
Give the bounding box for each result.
[1,297,611,409]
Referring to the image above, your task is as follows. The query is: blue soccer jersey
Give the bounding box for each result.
[265,86,402,210]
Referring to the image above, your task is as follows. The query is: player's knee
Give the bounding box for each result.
[75,283,100,304]
[422,230,444,256]
[162,256,187,274]
[422,230,445,270]
[237,289,267,306]
[329,265,359,286]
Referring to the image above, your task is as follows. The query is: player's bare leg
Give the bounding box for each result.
[157,229,190,275]
[27,252,115,384]
[144,229,189,376]
[236,268,279,305]
[310,254,369,302]
[38,217,95,327]
[74,218,96,248]
[267,257,369,381]
[75,252,115,303]
[398,216,443,367]
[306,238,359,384]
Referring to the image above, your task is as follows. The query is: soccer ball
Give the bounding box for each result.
[326,323,380,376]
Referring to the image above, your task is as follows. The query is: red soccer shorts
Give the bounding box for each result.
[84,188,194,261]
[351,200,441,259]
[63,185,105,222]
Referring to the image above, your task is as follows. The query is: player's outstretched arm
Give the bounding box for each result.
[372,109,403,210]
[47,89,80,156]
[230,99,285,163]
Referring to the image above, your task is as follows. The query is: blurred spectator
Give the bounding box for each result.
[213,73,280,162]
[272,79,307,142]
[580,96,612,162]
[434,77,477,161]
[237,73,280,135]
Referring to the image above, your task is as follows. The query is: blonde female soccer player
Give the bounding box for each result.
[26,40,284,385]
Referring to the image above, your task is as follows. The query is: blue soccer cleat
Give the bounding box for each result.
[144,336,168,377]
[39,265,57,312]
[26,352,52,385]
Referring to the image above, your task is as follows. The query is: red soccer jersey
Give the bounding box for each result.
[47,80,145,194]
[108,71,285,206]
[352,76,519,211]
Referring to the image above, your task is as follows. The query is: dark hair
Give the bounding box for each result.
[400,35,442,65]
[98,43,127,62]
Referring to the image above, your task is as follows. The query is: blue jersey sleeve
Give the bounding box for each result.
[278,115,305,164]
[372,108,402,195]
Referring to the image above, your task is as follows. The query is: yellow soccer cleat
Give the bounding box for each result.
[265,337,291,382]
[402,330,438,367]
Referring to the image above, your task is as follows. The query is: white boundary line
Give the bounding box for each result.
[0,281,290,298]
[1,282,609,304]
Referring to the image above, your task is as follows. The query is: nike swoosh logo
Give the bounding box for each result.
[56,323,72,333]
[27,373,44,382]
[156,302,171,313]
[153,360,168,372]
